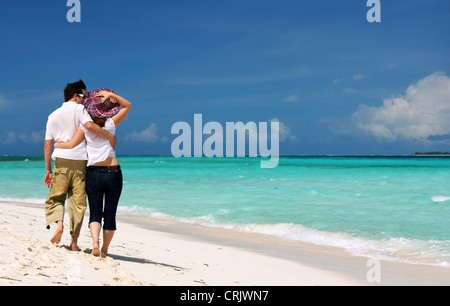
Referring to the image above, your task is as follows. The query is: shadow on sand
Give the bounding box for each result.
[83,248,187,271]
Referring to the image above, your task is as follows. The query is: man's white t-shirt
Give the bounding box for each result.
[45,102,93,160]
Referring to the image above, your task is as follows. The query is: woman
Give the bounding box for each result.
[55,89,132,256]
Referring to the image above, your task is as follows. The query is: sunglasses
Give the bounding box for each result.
[78,93,87,99]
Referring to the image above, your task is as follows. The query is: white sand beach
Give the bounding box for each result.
[0,200,449,286]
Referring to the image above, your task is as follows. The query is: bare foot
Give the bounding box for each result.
[92,248,100,256]
[101,247,108,257]
[70,237,81,252]
[50,227,63,244]
[69,243,81,252]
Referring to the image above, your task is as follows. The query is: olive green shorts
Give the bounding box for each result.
[45,158,87,237]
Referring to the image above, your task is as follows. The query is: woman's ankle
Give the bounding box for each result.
[92,241,100,249]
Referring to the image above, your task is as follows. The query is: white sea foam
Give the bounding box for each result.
[431,196,450,202]
[116,205,450,267]
[118,205,173,219]
[229,223,450,267]
[0,197,45,205]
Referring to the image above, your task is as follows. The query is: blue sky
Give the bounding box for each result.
[0,0,449,155]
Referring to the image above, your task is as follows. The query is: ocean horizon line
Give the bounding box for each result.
[2,154,449,160]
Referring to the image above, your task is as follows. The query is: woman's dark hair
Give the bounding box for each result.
[64,79,86,102]
[91,115,106,128]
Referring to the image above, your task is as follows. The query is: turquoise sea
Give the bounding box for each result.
[1,155,450,267]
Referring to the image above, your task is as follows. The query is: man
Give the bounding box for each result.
[44,79,116,251]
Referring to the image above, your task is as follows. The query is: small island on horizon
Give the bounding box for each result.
[413,151,450,156]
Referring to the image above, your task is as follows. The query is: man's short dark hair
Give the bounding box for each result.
[64,79,86,102]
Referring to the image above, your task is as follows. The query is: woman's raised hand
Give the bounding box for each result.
[95,91,115,102]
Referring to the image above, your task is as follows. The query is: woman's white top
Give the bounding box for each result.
[81,118,116,166]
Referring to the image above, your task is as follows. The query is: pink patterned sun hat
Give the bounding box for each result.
[84,88,120,118]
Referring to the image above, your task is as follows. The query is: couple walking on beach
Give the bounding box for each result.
[44,79,132,256]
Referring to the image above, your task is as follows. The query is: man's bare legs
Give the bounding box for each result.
[50,220,64,244]
[70,236,81,252]
[50,220,81,252]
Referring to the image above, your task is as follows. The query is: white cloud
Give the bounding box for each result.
[269,118,297,142]
[1,132,16,144]
[343,87,357,93]
[0,131,44,144]
[20,131,45,143]
[383,63,397,70]
[0,95,10,108]
[352,74,365,81]
[283,94,300,103]
[352,71,450,142]
[124,123,161,143]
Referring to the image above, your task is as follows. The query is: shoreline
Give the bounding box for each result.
[117,213,450,286]
[1,201,449,286]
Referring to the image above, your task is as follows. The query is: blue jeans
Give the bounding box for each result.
[86,166,123,230]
